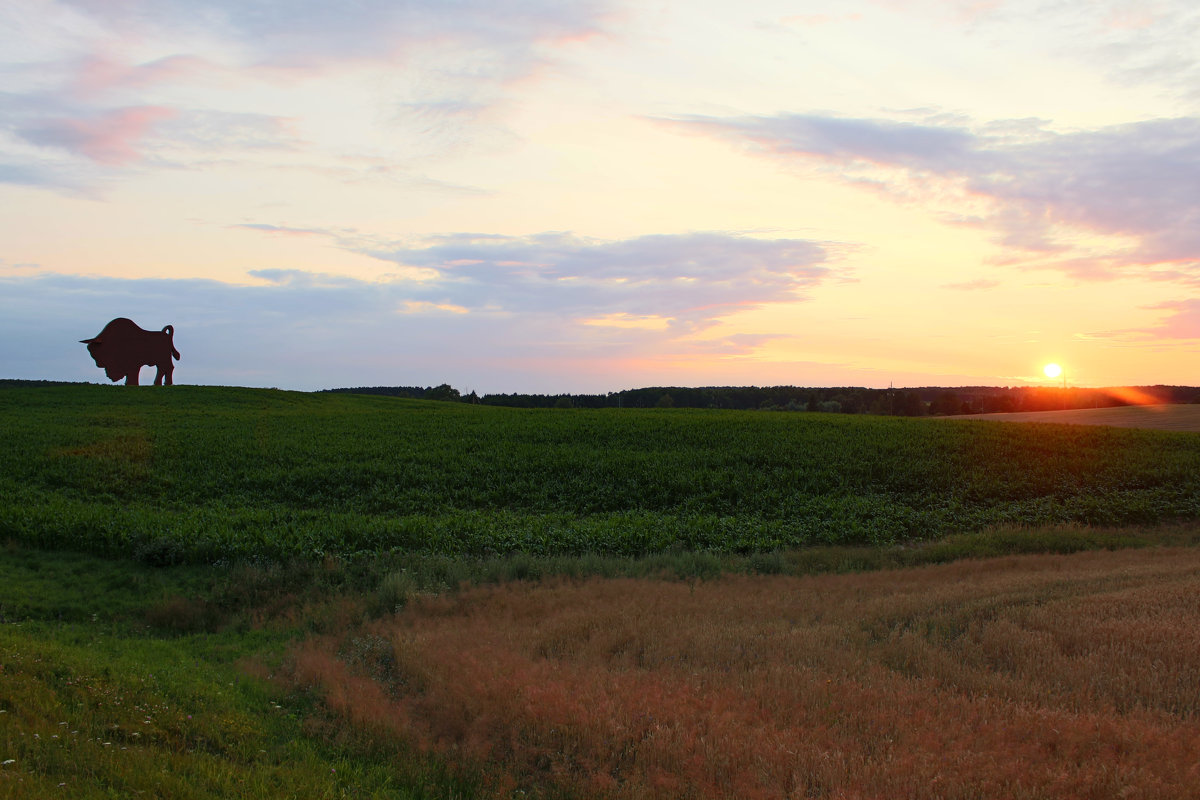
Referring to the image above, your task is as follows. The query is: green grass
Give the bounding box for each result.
[4,385,1200,563]
[0,547,483,799]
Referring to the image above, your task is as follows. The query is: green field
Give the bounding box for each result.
[6,384,1200,798]
[4,384,1200,563]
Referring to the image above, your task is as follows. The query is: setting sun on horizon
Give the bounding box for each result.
[1043,363,1063,380]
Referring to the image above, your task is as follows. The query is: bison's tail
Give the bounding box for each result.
[162,325,181,360]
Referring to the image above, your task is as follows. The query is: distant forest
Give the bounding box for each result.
[320,383,1200,416]
[6,379,1196,415]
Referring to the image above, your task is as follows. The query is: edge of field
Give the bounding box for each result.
[949,403,1200,431]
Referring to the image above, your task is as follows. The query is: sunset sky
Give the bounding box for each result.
[2,0,1198,393]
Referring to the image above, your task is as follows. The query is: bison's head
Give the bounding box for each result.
[80,338,124,381]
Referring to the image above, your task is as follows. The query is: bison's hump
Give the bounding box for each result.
[99,318,144,334]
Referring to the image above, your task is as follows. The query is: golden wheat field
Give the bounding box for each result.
[289,547,1200,799]
[953,403,1200,432]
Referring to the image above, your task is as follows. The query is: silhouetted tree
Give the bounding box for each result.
[929,391,961,415]
[897,391,927,416]
[426,384,461,402]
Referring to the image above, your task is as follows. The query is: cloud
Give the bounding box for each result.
[1145,300,1200,340]
[18,105,177,164]
[0,231,836,391]
[676,112,1200,279]
[155,110,299,153]
[680,114,977,170]
[1077,298,1200,345]
[70,54,211,99]
[59,0,607,70]
[231,223,329,237]
[0,161,85,192]
[1067,0,1200,102]
[361,231,832,331]
[1,94,297,191]
[862,1,1200,101]
[0,1,609,193]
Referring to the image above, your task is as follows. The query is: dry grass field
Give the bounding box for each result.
[290,546,1200,799]
[952,403,1200,432]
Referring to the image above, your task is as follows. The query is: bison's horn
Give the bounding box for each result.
[80,338,98,344]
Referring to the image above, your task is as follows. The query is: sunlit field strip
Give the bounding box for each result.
[292,546,1200,799]
[952,403,1200,432]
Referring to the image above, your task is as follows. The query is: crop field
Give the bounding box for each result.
[3,385,1200,562]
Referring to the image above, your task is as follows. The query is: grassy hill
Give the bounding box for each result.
[4,384,1200,563]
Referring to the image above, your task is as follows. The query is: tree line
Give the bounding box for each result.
[321,384,1200,416]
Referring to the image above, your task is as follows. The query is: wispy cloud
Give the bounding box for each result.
[1071,0,1200,102]
[0,161,87,193]
[1144,299,1200,340]
[676,112,1200,281]
[18,105,177,165]
[1,0,610,193]
[231,223,329,237]
[57,0,608,71]
[69,54,211,99]
[360,231,832,331]
[1,92,298,189]
[863,0,1200,100]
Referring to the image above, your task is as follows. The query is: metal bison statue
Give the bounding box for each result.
[81,318,181,386]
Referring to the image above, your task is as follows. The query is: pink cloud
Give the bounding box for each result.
[59,0,609,73]
[72,54,209,98]
[1095,299,1200,342]
[1149,300,1200,340]
[26,106,176,165]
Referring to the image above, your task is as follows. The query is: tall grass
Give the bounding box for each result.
[290,546,1200,799]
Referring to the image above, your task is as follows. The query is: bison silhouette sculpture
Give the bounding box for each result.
[81,318,181,385]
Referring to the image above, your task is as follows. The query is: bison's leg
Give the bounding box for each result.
[125,365,141,386]
[157,360,174,386]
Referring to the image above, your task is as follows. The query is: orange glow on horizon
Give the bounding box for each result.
[1101,386,1164,406]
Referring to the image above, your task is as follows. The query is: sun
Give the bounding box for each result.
[1043,363,1062,379]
